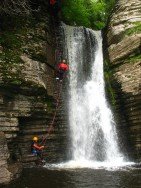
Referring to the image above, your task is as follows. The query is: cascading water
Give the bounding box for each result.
[45,25,134,170]
[65,25,124,165]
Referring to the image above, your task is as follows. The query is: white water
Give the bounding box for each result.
[45,26,135,169]
[65,26,124,165]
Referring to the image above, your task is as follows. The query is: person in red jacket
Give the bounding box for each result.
[49,0,61,17]
[50,0,56,5]
[56,59,69,81]
[31,136,44,160]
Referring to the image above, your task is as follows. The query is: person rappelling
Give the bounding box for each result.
[56,59,69,81]
[49,0,56,6]
[31,136,45,161]
[49,0,61,17]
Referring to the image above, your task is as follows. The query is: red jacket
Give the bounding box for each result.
[58,63,69,71]
[50,0,56,5]
[33,143,44,150]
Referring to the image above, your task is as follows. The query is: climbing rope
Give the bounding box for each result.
[40,8,65,146]
[40,79,63,146]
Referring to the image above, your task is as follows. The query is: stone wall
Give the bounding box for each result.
[106,0,141,161]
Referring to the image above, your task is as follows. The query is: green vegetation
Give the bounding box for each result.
[0,0,116,30]
[0,28,24,84]
[61,0,115,29]
[125,22,141,36]
[124,54,141,64]
[104,60,116,106]
[105,72,116,106]
[0,15,47,85]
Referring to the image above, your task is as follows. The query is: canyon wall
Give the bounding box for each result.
[0,15,68,184]
[106,0,141,160]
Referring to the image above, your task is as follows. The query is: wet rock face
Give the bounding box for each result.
[0,53,54,140]
[0,15,68,184]
[0,16,56,184]
[107,0,141,46]
[0,131,22,185]
[0,132,11,184]
[0,54,55,185]
[107,0,141,160]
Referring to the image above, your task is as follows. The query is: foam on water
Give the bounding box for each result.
[44,161,135,171]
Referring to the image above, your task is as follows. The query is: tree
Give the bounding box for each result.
[61,0,90,27]
[61,0,115,29]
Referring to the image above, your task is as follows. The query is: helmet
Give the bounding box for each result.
[33,136,38,141]
[62,59,66,63]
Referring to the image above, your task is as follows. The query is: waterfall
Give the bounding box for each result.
[65,25,124,164]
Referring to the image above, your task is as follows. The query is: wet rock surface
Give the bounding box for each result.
[0,132,12,184]
[107,0,141,160]
[0,16,68,184]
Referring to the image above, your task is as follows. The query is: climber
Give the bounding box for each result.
[31,136,44,160]
[49,0,56,5]
[56,59,69,81]
[49,0,61,17]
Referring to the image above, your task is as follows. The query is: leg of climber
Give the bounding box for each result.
[56,69,65,81]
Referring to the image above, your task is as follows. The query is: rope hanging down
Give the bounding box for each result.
[40,8,67,146]
[40,81,63,146]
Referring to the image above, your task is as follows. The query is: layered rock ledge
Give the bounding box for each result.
[106,0,141,160]
[0,15,68,184]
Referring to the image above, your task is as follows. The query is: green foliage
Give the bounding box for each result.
[124,54,141,64]
[88,1,106,29]
[0,27,24,84]
[0,15,47,85]
[125,22,141,36]
[0,50,23,85]
[61,0,115,29]
[0,32,22,49]
[61,0,90,27]
[104,60,116,106]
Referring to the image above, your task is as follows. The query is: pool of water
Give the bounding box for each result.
[2,164,141,188]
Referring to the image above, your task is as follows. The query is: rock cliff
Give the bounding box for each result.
[0,14,68,184]
[106,0,141,160]
[0,132,12,184]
